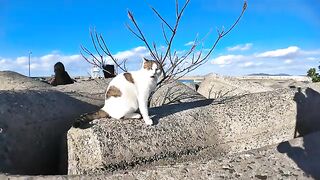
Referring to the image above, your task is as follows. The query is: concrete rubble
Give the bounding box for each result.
[1,71,320,179]
[0,71,99,175]
[197,74,274,98]
[67,88,316,175]
[2,131,319,179]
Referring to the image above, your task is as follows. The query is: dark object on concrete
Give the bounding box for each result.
[50,62,74,86]
[102,64,116,78]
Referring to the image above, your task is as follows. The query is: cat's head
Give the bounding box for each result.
[141,57,162,78]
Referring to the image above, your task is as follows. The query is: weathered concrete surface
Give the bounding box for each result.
[68,88,316,175]
[150,81,205,107]
[0,71,51,90]
[5,131,320,179]
[53,78,112,107]
[0,90,98,175]
[0,72,99,175]
[240,77,311,90]
[99,130,320,180]
[197,74,273,99]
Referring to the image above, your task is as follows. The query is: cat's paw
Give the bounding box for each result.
[144,118,153,125]
[124,113,142,119]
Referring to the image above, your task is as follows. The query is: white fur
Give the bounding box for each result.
[101,59,161,125]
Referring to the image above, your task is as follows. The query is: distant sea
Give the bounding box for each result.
[178,79,194,84]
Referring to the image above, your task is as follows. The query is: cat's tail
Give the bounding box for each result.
[73,109,110,128]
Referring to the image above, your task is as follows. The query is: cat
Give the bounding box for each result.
[74,58,161,127]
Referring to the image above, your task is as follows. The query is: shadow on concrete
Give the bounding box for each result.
[149,99,214,125]
[277,87,320,179]
[294,88,320,137]
[0,90,98,175]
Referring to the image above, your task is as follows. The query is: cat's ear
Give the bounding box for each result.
[142,57,149,62]
[142,57,150,68]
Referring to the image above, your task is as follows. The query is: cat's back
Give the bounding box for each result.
[107,71,137,90]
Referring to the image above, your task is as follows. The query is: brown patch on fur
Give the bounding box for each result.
[143,60,154,70]
[143,59,160,71]
[86,109,110,120]
[124,72,134,83]
[73,110,110,128]
[106,85,122,99]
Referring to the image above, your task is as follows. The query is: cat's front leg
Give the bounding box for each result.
[138,94,153,125]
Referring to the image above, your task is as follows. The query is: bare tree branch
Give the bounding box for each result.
[80,0,247,104]
[126,10,158,61]
[80,28,128,75]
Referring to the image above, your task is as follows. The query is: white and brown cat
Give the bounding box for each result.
[74,58,161,127]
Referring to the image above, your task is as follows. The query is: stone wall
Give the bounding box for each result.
[197,74,273,98]
[0,72,99,175]
[68,88,316,175]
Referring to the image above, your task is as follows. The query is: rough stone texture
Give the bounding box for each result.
[197,74,274,99]
[237,75,312,82]
[0,71,51,90]
[239,77,311,90]
[0,72,99,175]
[8,126,319,179]
[99,130,320,180]
[67,88,317,175]
[2,71,319,177]
[150,81,206,107]
[53,78,112,107]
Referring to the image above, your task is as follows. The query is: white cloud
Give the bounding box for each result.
[239,61,254,67]
[227,43,252,51]
[16,57,28,65]
[300,49,320,56]
[211,55,246,65]
[256,46,300,58]
[0,52,87,76]
[284,59,293,64]
[1,45,320,77]
[0,46,153,77]
[306,57,317,61]
[112,46,149,62]
[184,41,195,46]
[209,46,320,76]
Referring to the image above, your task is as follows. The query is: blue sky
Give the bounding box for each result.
[0,0,319,77]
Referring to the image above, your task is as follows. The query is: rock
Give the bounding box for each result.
[2,131,320,179]
[150,81,206,107]
[236,76,311,90]
[103,130,320,180]
[197,74,273,99]
[53,78,112,107]
[67,87,320,175]
[0,71,51,90]
[0,72,99,175]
